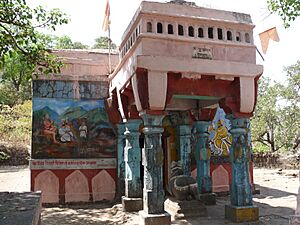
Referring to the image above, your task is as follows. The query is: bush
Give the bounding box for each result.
[0,100,32,144]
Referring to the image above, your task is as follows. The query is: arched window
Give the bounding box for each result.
[168,24,174,34]
[208,27,214,39]
[147,22,152,32]
[245,33,250,43]
[157,22,163,33]
[217,28,223,40]
[227,31,232,41]
[198,28,204,38]
[236,32,241,42]
[178,24,184,36]
[136,28,138,37]
[188,26,194,37]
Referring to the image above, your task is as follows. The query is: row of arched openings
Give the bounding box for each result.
[146,22,251,43]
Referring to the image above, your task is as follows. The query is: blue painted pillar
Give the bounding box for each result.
[117,123,126,198]
[224,116,258,222]
[194,121,212,194]
[177,125,192,176]
[226,115,253,206]
[124,119,142,198]
[140,113,166,214]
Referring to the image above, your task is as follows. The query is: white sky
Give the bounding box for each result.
[28,0,300,83]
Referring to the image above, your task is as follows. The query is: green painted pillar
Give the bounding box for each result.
[139,113,171,224]
[194,121,216,205]
[124,119,142,198]
[117,123,126,198]
[177,125,192,176]
[225,115,258,222]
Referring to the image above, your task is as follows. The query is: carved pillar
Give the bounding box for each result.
[122,119,143,212]
[225,115,258,222]
[139,113,171,225]
[177,125,191,176]
[194,121,216,205]
[117,123,126,199]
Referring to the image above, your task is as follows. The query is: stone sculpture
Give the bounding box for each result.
[168,161,198,201]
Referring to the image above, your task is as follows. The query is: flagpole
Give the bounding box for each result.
[108,24,112,74]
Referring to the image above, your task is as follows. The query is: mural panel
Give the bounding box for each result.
[208,107,232,156]
[32,98,116,159]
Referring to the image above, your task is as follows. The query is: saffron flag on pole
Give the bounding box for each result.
[102,0,110,32]
[259,27,280,54]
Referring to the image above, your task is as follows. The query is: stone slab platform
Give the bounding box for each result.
[225,204,259,223]
[0,192,42,225]
[199,193,217,205]
[139,210,171,225]
[164,197,207,219]
[122,196,143,212]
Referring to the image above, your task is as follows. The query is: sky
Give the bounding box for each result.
[28,0,300,83]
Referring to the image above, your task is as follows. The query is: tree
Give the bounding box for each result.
[282,61,300,150]
[55,35,89,49]
[251,62,300,152]
[268,0,300,28]
[1,51,33,91]
[251,78,282,152]
[92,37,117,49]
[72,41,89,49]
[0,0,69,74]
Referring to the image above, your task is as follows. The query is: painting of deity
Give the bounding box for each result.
[208,107,232,156]
[32,98,116,159]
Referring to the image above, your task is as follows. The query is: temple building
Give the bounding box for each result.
[30,1,263,224]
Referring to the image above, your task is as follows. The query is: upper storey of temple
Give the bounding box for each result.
[109,1,263,119]
[118,1,256,64]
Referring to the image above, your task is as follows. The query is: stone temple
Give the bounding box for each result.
[30,1,263,224]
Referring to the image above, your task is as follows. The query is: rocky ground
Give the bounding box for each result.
[0,166,298,225]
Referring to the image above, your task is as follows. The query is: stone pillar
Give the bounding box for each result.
[177,125,191,176]
[139,113,171,225]
[116,123,126,200]
[122,119,143,212]
[194,121,216,205]
[225,115,259,222]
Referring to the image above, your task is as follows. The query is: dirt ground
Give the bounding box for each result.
[0,166,298,225]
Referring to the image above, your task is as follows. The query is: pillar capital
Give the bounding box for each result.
[124,119,142,135]
[117,123,127,135]
[194,121,211,134]
[139,112,165,127]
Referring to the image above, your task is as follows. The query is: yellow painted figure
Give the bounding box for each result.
[209,120,232,156]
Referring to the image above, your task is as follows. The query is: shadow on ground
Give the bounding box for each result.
[41,185,296,225]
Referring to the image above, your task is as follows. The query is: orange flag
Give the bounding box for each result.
[259,27,280,54]
[102,0,110,32]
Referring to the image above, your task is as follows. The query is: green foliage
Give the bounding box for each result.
[0,81,31,106]
[55,35,89,49]
[1,51,33,91]
[0,100,32,144]
[251,61,300,152]
[267,0,300,28]
[35,34,89,49]
[0,151,10,161]
[0,0,69,74]
[92,37,117,49]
